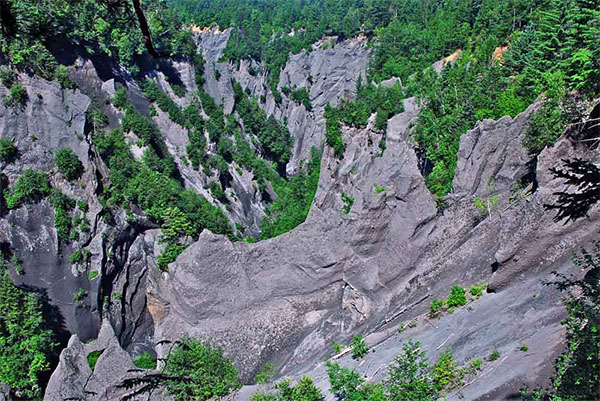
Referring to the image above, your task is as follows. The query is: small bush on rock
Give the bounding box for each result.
[3,82,27,107]
[0,66,16,88]
[133,352,157,370]
[431,348,461,392]
[254,363,275,384]
[446,285,467,308]
[55,148,83,181]
[469,283,487,297]
[5,169,51,209]
[327,361,385,401]
[350,335,368,359]
[386,340,435,401]
[54,65,76,89]
[87,349,104,371]
[163,338,240,401]
[251,377,325,401]
[0,139,18,162]
[430,299,445,315]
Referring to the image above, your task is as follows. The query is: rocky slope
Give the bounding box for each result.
[148,98,600,400]
[0,27,598,401]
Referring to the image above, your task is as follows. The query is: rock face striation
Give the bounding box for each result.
[0,27,598,401]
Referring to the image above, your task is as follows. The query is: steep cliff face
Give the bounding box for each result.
[0,68,160,357]
[1,26,598,401]
[0,73,99,342]
[148,91,599,399]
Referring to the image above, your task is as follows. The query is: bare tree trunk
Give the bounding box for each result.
[131,0,163,58]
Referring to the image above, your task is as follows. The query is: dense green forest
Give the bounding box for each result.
[0,0,196,75]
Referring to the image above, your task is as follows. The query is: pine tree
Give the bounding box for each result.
[0,272,56,398]
[564,0,600,94]
[532,0,573,74]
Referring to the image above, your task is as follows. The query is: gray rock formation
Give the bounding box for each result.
[149,98,600,400]
[0,73,101,340]
[45,320,162,401]
[1,24,597,401]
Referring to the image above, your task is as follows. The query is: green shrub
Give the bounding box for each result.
[324,104,345,158]
[430,299,445,315]
[141,79,187,127]
[5,169,51,209]
[54,65,76,89]
[522,100,568,154]
[431,348,461,392]
[0,272,56,398]
[386,340,435,401]
[187,127,206,169]
[522,72,569,155]
[332,340,344,354]
[341,192,354,214]
[375,108,389,131]
[0,139,18,162]
[86,106,109,132]
[55,148,82,181]
[3,82,27,107]
[488,348,500,361]
[254,363,275,384]
[446,285,467,308]
[374,183,385,194]
[474,195,499,216]
[157,242,188,271]
[469,283,487,297]
[77,201,89,212]
[171,84,186,98]
[469,358,482,373]
[209,180,227,203]
[252,377,325,401]
[350,335,368,360]
[519,345,528,352]
[232,81,294,165]
[0,66,16,88]
[121,106,162,146]
[73,288,87,303]
[69,250,83,264]
[88,270,99,280]
[87,349,104,371]
[48,189,75,242]
[327,361,384,401]
[112,88,129,109]
[326,361,364,400]
[163,338,240,401]
[290,87,312,111]
[133,351,157,370]
[260,147,321,239]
